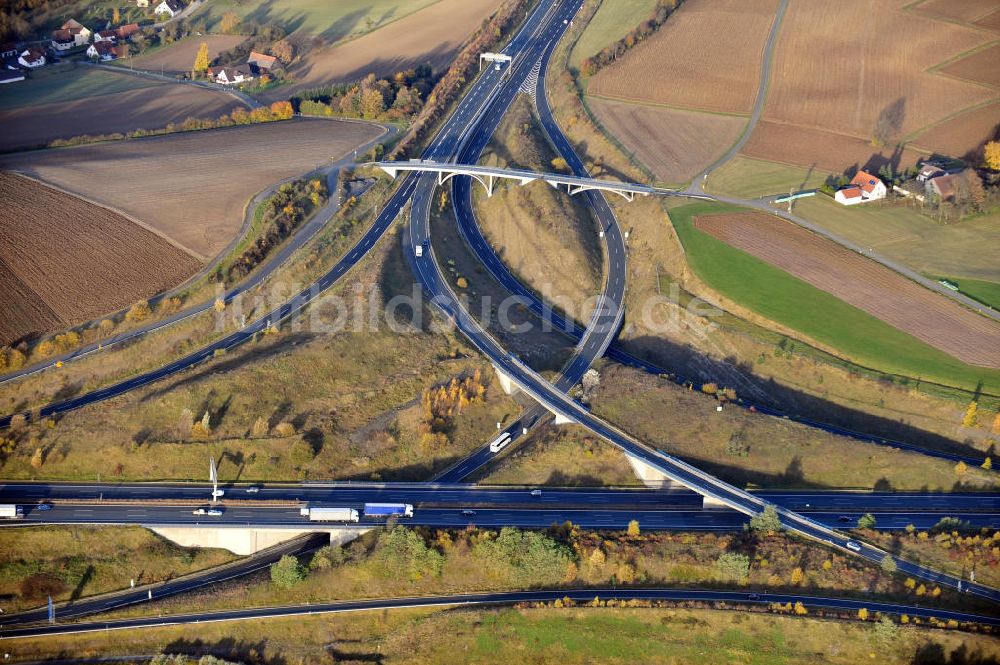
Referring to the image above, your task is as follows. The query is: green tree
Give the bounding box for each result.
[872,615,898,646]
[375,527,443,581]
[193,41,210,74]
[857,513,876,529]
[715,552,750,583]
[473,527,572,585]
[220,11,240,34]
[270,554,304,589]
[360,88,385,119]
[880,555,897,574]
[749,505,782,534]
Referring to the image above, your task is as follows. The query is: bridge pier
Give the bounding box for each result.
[624,452,680,489]
[493,364,520,395]
[152,526,371,555]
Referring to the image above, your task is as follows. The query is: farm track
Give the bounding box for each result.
[694,212,1000,368]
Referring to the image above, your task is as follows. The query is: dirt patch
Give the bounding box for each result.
[911,101,1000,158]
[974,7,1000,30]
[0,118,383,260]
[258,0,503,102]
[129,35,247,73]
[693,211,1000,368]
[0,172,201,344]
[740,120,924,174]
[939,43,1000,88]
[915,0,1000,23]
[587,0,779,114]
[761,1,993,152]
[0,83,243,152]
[587,97,746,185]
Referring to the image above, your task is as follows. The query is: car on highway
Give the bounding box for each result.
[747,594,761,601]
[838,515,853,523]
[36,502,52,511]
[206,509,223,517]
[461,509,476,516]
[845,540,862,552]
[212,489,225,499]
[530,489,542,497]
[245,486,261,494]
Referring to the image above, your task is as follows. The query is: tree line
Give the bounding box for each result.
[579,0,682,77]
[295,65,436,123]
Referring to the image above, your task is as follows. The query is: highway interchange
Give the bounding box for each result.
[1,0,998,642]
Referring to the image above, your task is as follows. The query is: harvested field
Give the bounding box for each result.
[0,84,243,152]
[1,118,382,260]
[914,0,1000,24]
[911,101,1000,158]
[761,2,993,146]
[693,211,1000,368]
[587,97,746,185]
[0,67,159,111]
[587,0,779,114]
[128,35,247,74]
[939,43,1000,88]
[258,0,503,101]
[741,120,924,174]
[0,172,200,345]
[975,8,1000,30]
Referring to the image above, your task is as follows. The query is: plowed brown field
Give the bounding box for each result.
[693,212,1000,368]
[257,0,503,102]
[940,43,1000,88]
[0,84,243,152]
[0,172,200,345]
[916,0,1000,24]
[587,0,779,115]
[129,35,247,74]
[0,118,382,259]
[911,101,1000,157]
[587,98,746,185]
[974,8,1000,30]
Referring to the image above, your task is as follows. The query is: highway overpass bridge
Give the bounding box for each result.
[373,160,692,201]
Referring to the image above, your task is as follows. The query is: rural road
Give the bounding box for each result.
[4,588,997,640]
[0,118,395,386]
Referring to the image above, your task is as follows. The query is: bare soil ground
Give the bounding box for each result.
[974,7,1000,30]
[0,118,382,260]
[587,0,779,115]
[0,84,243,152]
[0,172,200,345]
[258,0,502,102]
[910,101,1000,158]
[754,0,994,170]
[940,43,1000,88]
[587,97,746,185]
[128,35,247,73]
[915,0,1000,23]
[741,120,925,173]
[693,211,1000,368]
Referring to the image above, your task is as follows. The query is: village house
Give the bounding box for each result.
[116,24,141,40]
[0,43,17,59]
[925,172,962,202]
[87,41,125,61]
[834,170,887,206]
[247,51,279,75]
[17,47,46,68]
[153,0,184,18]
[94,29,118,44]
[136,0,150,6]
[54,19,92,50]
[208,64,254,85]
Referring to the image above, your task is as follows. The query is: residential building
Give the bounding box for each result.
[153,0,184,18]
[17,47,46,68]
[94,30,118,44]
[834,170,886,206]
[925,172,959,201]
[87,42,125,61]
[247,51,279,74]
[116,24,141,40]
[60,19,92,46]
[208,64,254,85]
[136,0,150,6]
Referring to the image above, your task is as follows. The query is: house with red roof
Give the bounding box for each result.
[834,170,887,206]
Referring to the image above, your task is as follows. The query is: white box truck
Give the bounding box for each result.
[301,506,359,522]
[0,504,23,519]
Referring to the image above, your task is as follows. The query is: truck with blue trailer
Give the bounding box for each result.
[363,503,414,518]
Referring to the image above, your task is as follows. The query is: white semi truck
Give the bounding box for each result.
[300,506,360,522]
[0,504,23,519]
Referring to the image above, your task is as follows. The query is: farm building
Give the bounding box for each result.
[60,19,91,46]
[18,48,46,68]
[87,42,125,61]
[247,51,279,73]
[924,172,966,201]
[153,0,184,18]
[208,64,254,85]
[116,24,140,40]
[834,170,886,206]
[94,30,118,44]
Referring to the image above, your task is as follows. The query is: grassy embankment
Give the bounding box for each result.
[568,0,659,68]
[668,200,1000,395]
[13,606,999,664]
[0,526,235,613]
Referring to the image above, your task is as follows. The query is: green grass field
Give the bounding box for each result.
[569,0,658,68]
[706,155,831,199]
[191,0,440,42]
[0,66,160,111]
[669,201,1000,393]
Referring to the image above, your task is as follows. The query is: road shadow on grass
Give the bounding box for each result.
[620,334,987,461]
[911,643,999,665]
[162,638,287,665]
[137,332,319,404]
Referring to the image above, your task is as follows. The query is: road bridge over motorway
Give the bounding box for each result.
[373,160,694,201]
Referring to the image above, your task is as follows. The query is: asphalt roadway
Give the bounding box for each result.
[3,588,997,640]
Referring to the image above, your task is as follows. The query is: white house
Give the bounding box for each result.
[834,170,886,206]
[87,42,122,61]
[208,64,253,85]
[136,0,150,6]
[153,0,184,18]
[64,19,91,45]
[18,47,46,68]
